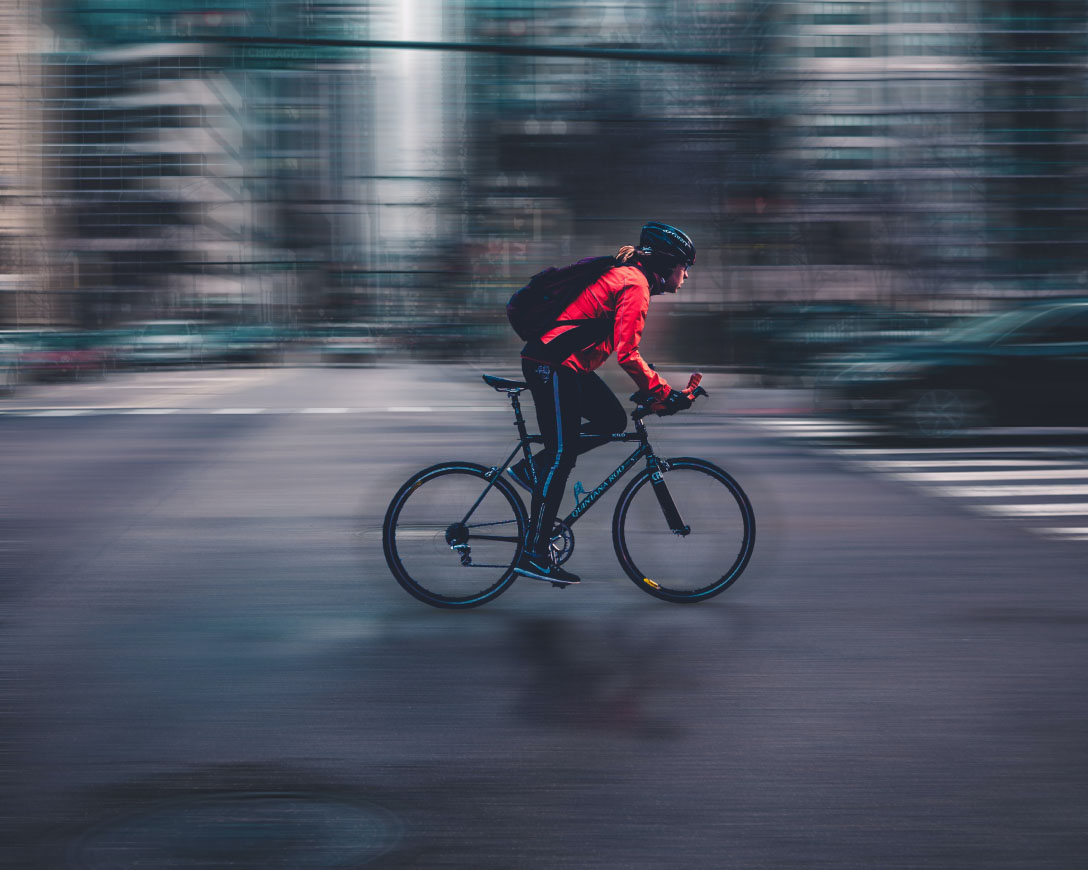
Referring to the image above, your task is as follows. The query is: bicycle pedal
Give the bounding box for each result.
[551,581,568,589]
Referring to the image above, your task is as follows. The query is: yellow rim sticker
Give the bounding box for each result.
[643,578,660,589]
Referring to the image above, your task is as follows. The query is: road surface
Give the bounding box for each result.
[3,364,1087,868]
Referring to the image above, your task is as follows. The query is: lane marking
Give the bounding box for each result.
[833,444,1084,455]
[936,484,1088,498]
[862,459,1080,470]
[0,406,502,417]
[753,423,874,434]
[755,418,871,427]
[975,504,1088,517]
[1037,527,1088,539]
[892,469,1088,483]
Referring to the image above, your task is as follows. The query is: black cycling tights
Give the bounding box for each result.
[521,358,627,557]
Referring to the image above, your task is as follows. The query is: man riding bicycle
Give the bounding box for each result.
[511,221,699,586]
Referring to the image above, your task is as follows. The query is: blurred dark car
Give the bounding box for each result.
[757,302,951,382]
[202,324,291,364]
[816,299,1088,436]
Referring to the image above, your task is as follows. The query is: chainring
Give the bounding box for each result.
[548,522,575,566]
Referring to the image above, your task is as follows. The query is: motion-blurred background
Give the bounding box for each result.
[6,8,1088,865]
[1,1,1086,407]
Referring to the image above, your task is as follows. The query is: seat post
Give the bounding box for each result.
[509,390,531,443]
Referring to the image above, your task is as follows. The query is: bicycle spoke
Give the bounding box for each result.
[614,459,754,602]
[383,463,526,609]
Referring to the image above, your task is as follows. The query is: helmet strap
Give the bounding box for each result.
[630,248,674,293]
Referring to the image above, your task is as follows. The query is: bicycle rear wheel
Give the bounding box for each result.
[613,457,755,603]
[383,462,527,609]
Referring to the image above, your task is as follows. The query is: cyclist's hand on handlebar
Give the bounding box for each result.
[653,372,705,414]
[652,389,693,416]
[632,374,707,417]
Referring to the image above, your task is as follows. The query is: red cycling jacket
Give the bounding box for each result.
[524,265,670,398]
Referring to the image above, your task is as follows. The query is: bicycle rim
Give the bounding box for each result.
[613,458,755,602]
[383,463,526,609]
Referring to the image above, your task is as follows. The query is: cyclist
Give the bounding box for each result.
[511,221,697,586]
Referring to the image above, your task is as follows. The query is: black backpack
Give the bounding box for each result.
[506,256,616,341]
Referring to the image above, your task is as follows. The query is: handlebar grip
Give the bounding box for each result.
[686,372,703,392]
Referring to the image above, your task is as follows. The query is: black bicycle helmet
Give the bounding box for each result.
[638,221,696,269]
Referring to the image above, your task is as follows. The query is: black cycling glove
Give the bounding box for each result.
[657,389,693,416]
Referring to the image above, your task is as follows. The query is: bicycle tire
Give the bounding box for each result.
[383,462,527,609]
[612,457,755,603]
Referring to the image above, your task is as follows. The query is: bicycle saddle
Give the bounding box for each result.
[482,374,528,391]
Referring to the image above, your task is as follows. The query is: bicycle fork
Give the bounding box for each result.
[648,460,691,536]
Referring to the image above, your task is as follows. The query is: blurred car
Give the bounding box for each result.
[116,320,208,367]
[816,299,1088,436]
[0,338,18,393]
[13,329,115,381]
[399,322,503,359]
[201,324,291,364]
[306,323,389,365]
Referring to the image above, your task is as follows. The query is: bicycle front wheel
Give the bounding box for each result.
[383,462,527,609]
[613,457,755,603]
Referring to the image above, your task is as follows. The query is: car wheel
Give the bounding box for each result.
[900,388,990,438]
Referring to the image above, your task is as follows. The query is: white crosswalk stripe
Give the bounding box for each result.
[933,484,1088,498]
[745,415,1088,543]
[871,464,1088,540]
[862,459,1075,469]
[893,469,1088,482]
[1037,528,1088,541]
[976,504,1088,517]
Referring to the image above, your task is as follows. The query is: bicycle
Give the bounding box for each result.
[382,373,755,609]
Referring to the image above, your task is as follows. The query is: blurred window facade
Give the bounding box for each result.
[0,0,1082,366]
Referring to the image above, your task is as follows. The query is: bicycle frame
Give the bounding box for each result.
[471,386,688,536]
[386,375,754,608]
[560,434,649,526]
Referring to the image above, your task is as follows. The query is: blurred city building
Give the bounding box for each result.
[33,0,374,328]
[0,0,49,325]
[0,1,1085,364]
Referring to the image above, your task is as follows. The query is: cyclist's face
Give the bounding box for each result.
[664,262,689,293]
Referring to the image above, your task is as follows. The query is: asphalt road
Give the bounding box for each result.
[3,364,1087,868]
